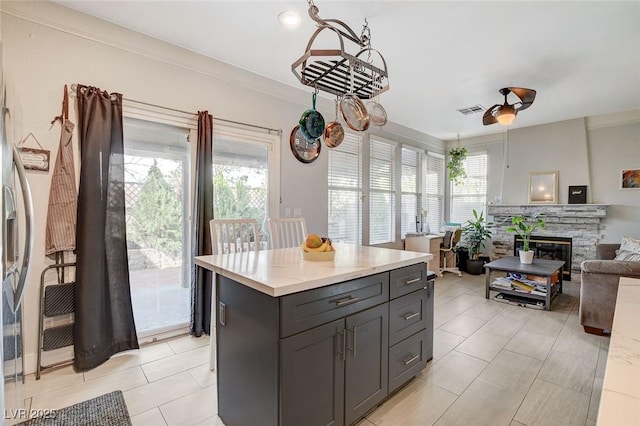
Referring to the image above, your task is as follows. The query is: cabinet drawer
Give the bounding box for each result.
[389,263,428,299]
[280,273,389,338]
[388,330,427,394]
[389,289,428,346]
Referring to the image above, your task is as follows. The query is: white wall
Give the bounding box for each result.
[452,111,640,246]
[587,118,640,241]
[2,1,444,372]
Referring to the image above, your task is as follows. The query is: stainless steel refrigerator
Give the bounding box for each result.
[1,43,35,422]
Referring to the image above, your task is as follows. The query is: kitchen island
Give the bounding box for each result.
[195,244,434,426]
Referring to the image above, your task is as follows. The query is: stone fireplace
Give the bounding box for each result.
[513,235,573,280]
[487,204,607,280]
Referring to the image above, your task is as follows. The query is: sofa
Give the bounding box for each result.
[580,243,640,335]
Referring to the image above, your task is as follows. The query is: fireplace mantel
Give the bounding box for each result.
[487,204,608,277]
[487,204,608,217]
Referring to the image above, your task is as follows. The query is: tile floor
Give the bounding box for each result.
[19,272,607,426]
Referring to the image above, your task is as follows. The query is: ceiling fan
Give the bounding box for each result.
[482,87,537,126]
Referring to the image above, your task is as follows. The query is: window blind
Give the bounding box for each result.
[328,133,362,244]
[370,138,396,245]
[401,147,422,238]
[450,152,488,224]
[425,152,445,233]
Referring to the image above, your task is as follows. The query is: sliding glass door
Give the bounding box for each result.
[123,118,191,339]
[212,125,279,246]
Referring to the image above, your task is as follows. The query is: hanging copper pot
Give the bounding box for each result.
[323,99,345,148]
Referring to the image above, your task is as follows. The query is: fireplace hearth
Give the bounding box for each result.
[514,235,572,280]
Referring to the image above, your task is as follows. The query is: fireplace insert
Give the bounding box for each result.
[514,235,572,281]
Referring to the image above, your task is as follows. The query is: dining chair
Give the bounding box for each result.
[268,217,308,249]
[210,218,261,255]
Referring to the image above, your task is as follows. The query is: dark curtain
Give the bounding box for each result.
[190,111,214,336]
[74,85,139,370]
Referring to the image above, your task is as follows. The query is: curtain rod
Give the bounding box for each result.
[69,84,282,135]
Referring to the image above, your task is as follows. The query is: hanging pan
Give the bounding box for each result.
[299,92,325,140]
[367,101,387,127]
[323,99,345,148]
[340,67,370,132]
[366,71,388,127]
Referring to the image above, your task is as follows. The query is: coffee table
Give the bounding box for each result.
[484,256,565,311]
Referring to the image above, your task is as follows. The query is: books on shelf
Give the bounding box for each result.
[490,273,556,295]
[491,277,513,290]
[511,279,535,292]
[526,272,559,284]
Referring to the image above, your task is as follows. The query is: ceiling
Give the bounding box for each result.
[54,1,640,141]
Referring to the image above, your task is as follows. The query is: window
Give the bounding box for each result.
[401,146,422,238]
[328,133,362,244]
[212,124,279,244]
[450,152,488,224]
[425,152,445,233]
[369,138,396,245]
[328,135,436,246]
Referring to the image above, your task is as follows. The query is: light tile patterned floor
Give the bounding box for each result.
[21,273,606,426]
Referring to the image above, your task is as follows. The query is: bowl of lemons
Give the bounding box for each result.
[301,234,335,261]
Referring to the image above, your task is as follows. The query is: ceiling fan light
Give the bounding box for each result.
[496,105,516,126]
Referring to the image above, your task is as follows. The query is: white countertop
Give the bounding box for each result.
[597,276,640,425]
[194,243,432,297]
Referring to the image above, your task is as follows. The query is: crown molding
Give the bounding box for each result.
[586,109,640,130]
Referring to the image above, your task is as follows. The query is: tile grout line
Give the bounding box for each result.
[430,302,513,425]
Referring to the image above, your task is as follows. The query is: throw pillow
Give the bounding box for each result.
[619,236,640,255]
[614,250,640,261]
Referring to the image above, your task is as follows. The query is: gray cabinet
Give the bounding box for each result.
[344,303,388,425]
[388,276,434,394]
[217,276,279,426]
[280,303,389,426]
[281,319,345,426]
[216,264,433,426]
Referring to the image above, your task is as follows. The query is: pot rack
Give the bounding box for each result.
[291,1,389,100]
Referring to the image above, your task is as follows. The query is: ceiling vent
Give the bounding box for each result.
[457,105,485,115]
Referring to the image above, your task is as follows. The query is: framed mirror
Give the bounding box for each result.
[528,171,558,204]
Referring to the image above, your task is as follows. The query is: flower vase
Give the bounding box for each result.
[519,250,534,264]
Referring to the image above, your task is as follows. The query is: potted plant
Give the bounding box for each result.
[461,209,494,275]
[506,212,546,264]
[447,146,467,185]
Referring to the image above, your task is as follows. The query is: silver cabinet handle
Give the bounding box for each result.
[336,329,346,361]
[404,277,421,285]
[348,326,357,358]
[403,312,420,321]
[219,302,226,326]
[334,296,360,307]
[404,354,420,365]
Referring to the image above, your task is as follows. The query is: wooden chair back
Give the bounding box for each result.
[210,219,261,255]
[268,217,308,249]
